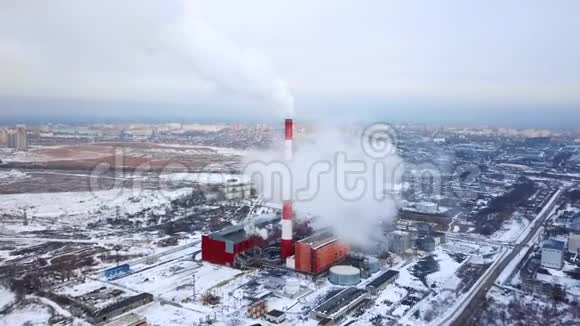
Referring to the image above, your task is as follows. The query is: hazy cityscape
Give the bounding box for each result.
[1,1,580,326]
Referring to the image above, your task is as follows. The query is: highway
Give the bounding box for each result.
[441,187,564,326]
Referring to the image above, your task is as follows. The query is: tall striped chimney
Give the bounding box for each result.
[281,118,294,258]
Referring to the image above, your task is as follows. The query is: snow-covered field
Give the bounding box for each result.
[159,172,248,185]
[492,214,529,242]
[0,287,15,310]
[1,145,111,163]
[0,170,29,185]
[0,303,52,326]
[0,144,245,164]
[0,187,192,232]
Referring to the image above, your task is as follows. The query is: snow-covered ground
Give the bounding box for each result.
[0,169,29,185]
[0,303,53,326]
[481,286,580,326]
[1,145,111,163]
[492,213,529,242]
[0,144,245,164]
[153,144,246,157]
[0,187,192,233]
[159,172,248,185]
[0,287,15,310]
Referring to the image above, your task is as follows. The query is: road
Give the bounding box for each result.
[441,187,563,326]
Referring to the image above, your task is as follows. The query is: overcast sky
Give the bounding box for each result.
[1,1,579,127]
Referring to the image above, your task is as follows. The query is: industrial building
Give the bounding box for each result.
[541,239,565,270]
[92,293,154,325]
[343,253,380,279]
[416,237,436,252]
[205,179,253,200]
[310,287,369,323]
[569,215,580,254]
[103,313,147,326]
[264,309,286,324]
[202,214,281,267]
[294,231,350,274]
[366,270,400,296]
[569,233,580,254]
[388,230,411,254]
[103,264,130,280]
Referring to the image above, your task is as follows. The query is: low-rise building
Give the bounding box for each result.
[103,313,147,326]
[92,293,154,325]
[569,216,580,254]
[310,287,368,323]
[541,239,565,270]
[264,309,286,324]
[366,270,400,296]
[569,233,580,254]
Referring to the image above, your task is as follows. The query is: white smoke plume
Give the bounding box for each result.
[244,126,403,248]
[169,1,295,116]
[244,223,270,240]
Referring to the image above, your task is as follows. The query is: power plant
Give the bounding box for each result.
[200,119,354,276]
[192,118,450,326]
[201,119,301,269]
[201,214,281,267]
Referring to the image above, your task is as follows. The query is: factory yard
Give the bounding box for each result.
[0,225,502,326]
[0,164,565,326]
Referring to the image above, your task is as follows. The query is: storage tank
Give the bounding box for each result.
[328,265,361,286]
[284,279,300,296]
[368,257,380,274]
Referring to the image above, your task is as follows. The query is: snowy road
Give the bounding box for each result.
[440,187,564,326]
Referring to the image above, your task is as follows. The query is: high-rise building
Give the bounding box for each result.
[6,130,17,149]
[2,126,28,151]
[0,128,8,147]
[15,126,28,151]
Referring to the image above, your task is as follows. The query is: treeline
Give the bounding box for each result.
[473,177,537,235]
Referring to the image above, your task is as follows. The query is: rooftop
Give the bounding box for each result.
[366,270,400,289]
[209,214,280,243]
[543,239,565,251]
[266,309,286,318]
[299,230,337,249]
[103,313,145,326]
[313,287,367,317]
[571,215,580,232]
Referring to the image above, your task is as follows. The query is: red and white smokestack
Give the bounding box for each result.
[284,118,293,161]
[281,118,294,258]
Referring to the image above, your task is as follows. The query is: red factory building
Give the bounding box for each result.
[294,230,351,274]
[202,214,281,267]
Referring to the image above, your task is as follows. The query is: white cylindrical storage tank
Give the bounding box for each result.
[328,265,361,286]
[284,279,300,296]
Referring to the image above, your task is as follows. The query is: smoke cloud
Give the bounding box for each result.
[0,1,294,117]
[169,1,295,116]
[244,126,403,248]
